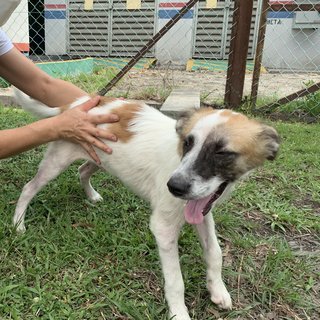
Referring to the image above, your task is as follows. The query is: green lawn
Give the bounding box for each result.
[0,106,319,319]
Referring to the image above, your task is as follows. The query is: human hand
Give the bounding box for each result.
[54,96,119,164]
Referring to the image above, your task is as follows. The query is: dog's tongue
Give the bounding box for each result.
[184,195,211,225]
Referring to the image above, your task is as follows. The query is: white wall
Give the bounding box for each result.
[2,0,29,51]
[155,0,194,65]
[44,0,68,55]
[263,14,320,72]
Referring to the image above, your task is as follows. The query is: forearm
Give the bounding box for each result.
[41,77,86,106]
[0,48,86,106]
[0,117,58,159]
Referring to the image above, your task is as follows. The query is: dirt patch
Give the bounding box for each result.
[111,68,320,104]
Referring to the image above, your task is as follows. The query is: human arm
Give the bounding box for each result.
[0,47,119,161]
[0,97,118,162]
[0,47,85,106]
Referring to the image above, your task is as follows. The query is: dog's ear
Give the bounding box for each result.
[176,109,196,137]
[258,125,280,161]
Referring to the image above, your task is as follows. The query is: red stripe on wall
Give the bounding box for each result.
[44,4,67,9]
[159,3,187,8]
[13,43,30,52]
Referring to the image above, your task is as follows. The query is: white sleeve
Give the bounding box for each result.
[0,28,14,56]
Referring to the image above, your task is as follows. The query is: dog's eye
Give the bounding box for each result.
[183,135,194,154]
[215,150,238,158]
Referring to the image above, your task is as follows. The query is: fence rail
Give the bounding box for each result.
[1,0,319,121]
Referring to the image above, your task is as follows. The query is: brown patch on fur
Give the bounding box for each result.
[177,108,216,155]
[60,96,117,113]
[177,107,279,174]
[223,113,275,169]
[61,96,142,142]
[97,96,117,106]
[108,103,143,142]
[182,108,216,137]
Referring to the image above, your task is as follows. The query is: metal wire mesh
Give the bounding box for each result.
[253,0,320,121]
[1,0,320,121]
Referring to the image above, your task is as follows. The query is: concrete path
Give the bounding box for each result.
[0,87,15,106]
[160,87,200,118]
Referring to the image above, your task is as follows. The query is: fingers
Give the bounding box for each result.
[83,132,113,154]
[77,96,119,126]
[92,113,119,125]
[79,96,101,112]
[80,142,101,165]
[90,127,117,142]
[59,95,119,160]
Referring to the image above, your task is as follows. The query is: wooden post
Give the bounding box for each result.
[224,0,254,109]
[251,0,269,108]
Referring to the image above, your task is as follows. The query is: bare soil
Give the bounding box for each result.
[113,68,320,104]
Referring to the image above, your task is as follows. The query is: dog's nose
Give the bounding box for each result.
[167,176,191,197]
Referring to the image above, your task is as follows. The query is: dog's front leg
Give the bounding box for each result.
[150,211,191,320]
[195,213,232,310]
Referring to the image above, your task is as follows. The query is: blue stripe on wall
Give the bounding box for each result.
[44,10,66,19]
[267,11,294,19]
[158,9,193,19]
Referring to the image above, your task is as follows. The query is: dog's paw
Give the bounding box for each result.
[88,191,103,203]
[169,306,191,320]
[208,279,232,310]
[169,312,191,320]
[14,223,26,234]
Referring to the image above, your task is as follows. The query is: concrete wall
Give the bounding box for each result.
[263,12,320,72]
[44,0,68,55]
[155,0,194,65]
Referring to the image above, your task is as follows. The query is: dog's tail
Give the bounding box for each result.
[13,87,61,119]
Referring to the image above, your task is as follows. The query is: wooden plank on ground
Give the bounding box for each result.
[160,87,200,118]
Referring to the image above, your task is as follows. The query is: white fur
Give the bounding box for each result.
[14,88,61,118]
[12,95,232,319]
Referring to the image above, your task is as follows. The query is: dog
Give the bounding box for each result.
[13,90,280,320]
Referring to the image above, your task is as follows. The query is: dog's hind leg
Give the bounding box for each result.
[78,161,102,202]
[150,205,191,320]
[13,142,85,233]
[195,213,232,310]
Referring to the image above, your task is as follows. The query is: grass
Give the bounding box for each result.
[249,80,320,121]
[0,106,319,319]
[61,69,171,103]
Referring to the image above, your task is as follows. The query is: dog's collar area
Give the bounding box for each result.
[202,181,229,216]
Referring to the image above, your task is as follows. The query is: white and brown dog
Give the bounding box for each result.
[13,91,280,320]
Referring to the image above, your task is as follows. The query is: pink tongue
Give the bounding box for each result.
[184,195,212,225]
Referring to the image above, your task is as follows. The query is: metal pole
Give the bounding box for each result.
[251,0,269,108]
[98,0,200,96]
[259,81,320,113]
[224,0,254,109]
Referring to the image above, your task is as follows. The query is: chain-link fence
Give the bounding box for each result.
[252,0,320,122]
[1,0,320,121]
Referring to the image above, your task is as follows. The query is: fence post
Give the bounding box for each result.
[251,0,269,108]
[224,0,254,109]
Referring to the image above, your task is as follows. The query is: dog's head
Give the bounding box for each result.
[167,108,280,224]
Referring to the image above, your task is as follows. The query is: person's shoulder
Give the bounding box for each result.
[0,28,14,57]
